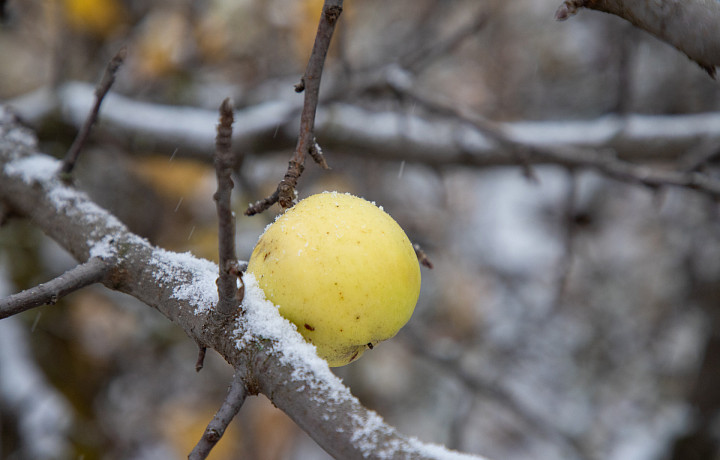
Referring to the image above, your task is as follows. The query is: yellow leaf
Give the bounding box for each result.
[63,0,126,38]
[133,10,191,78]
[160,404,240,459]
[131,156,213,200]
[293,0,326,62]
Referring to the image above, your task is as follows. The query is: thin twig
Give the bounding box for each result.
[536,146,720,197]
[0,257,110,319]
[189,372,248,460]
[245,0,343,215]
[309,137,330,170]
[356,79,720,198]
[383,87,540,182]
[60,47,127,177]
[195,345,207,373]
[214,98,242,317]
[413,243,434,269]
[549,170,578,311]
[245,190,280,216]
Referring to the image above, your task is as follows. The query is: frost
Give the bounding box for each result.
[350,410,393,454]
[149,248,219,314]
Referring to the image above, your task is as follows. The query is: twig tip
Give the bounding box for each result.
[220,97,234,114]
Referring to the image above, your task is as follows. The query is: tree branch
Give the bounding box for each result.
[189,372,248,460]
[555,0,720,77]
[11,82,720,200]
[16,81,720,168]
[0,257,110,319]
[213,97,242,317]
[60,47,127,176]
[246,0,343,215]
[0,108,488,460]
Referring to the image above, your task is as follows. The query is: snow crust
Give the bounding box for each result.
[149,248,219,313]
[60,82,298,151]
[3,152,133,261]
[4,153,127,233]
[3,153,58,184]
[349,410,487,460]
[235,273,344,387]
[88,234,119,260]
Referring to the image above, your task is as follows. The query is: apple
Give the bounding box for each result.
[247,192,421,366]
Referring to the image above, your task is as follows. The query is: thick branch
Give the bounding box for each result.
[0,108,486,460]
[0,257,110,319]
[11,83,720,200]
[555,0,720,77]
[15,82,720,168]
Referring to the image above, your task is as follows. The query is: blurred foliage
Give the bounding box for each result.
[62,0,127,38]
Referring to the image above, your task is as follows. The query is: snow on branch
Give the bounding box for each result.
[10,81,720,168]
[8,82,300,154]
[0,108,488,459]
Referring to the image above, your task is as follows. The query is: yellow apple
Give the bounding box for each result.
[247,192,421,366]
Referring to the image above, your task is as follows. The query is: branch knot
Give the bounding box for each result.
[324,5,343,24]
